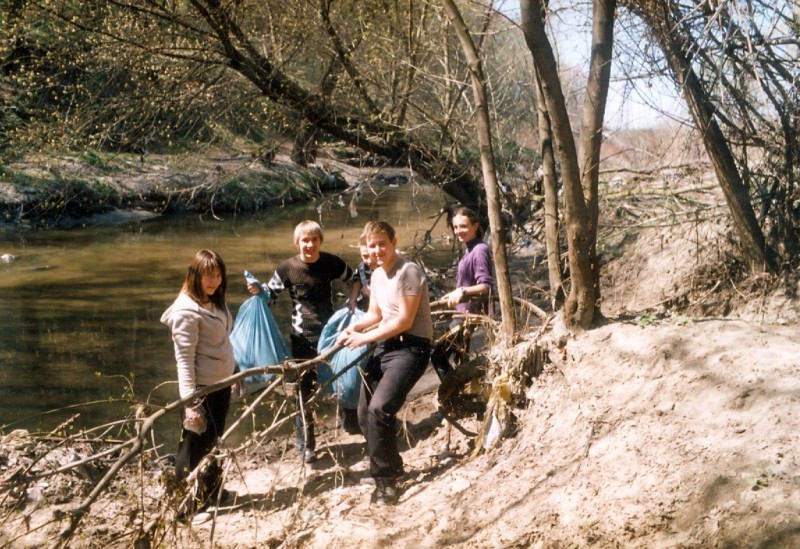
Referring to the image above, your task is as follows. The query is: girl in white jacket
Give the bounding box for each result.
[161,249,236,523]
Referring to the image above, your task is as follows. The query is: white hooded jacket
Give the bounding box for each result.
[161,292,236,399]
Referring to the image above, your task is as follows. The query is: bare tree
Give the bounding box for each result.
[579,0,616,297]
[533,71,565,309]
[519,0,617,330]
[626,0,781,273]
[9,1,488,204]
[440,0,517,340]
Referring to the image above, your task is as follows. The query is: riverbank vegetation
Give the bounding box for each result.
[1,0,799,547]
[0,146,354,230]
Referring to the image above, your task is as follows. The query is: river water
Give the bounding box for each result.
[0,184,453,442]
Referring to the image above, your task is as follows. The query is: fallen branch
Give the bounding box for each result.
[45,341,352,548]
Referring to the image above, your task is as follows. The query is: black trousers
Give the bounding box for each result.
[358,337,430,480]
[291,334,318,452]
[175,385,231,509]
[430,319,470,382]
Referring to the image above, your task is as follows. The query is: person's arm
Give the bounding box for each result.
[337,290,382,347]
[247,277,276,300]
[339,290,422,349]
[339,259,354,283]
[348,279,363,312]
[444,283,491,308]
[170,315,200,400]
[169,313,207,423]
[444,245,493,308]
[248,270,283,304]
[359,293,420,343]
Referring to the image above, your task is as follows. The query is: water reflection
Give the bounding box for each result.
[0,184,453,441]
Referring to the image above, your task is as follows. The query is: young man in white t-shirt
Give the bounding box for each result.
[337,220,432,505]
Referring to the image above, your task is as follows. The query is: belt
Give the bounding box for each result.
[382,333,431,349]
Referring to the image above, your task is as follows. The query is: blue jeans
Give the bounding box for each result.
[358,337,430,480]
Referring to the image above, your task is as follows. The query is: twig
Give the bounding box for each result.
[689,280,721,306]
[512,296,548,320]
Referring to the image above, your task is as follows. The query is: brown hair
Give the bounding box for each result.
[452,206,484,239]
[362,220,396,242]
[182,249,227,309]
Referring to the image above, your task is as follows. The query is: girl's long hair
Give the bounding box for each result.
[182,249,227,309]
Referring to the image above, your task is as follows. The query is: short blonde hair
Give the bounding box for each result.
[293,220,324,246]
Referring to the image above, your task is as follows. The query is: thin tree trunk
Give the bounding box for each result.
[293,55,342,166]
[533,71,564,308]
[578,0,616,302]
[440,0,517,341]
[640,3,777,273]
[520,0,596,330]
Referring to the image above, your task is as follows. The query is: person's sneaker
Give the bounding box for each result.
[191,511,213,526]
[302,449,318,464]
[372,480,398,505]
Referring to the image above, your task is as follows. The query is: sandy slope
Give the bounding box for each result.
[160,316,800,548]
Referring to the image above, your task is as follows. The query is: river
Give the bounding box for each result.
[0,183,453,443]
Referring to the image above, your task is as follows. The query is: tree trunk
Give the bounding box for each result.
[520,0,596,331]
[440,0,517,341]
[533,71,564,309]
[291,123,317,166]
[578,0,616,303]
[639,3,777,273]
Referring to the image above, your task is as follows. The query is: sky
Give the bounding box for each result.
[496,0,686,130]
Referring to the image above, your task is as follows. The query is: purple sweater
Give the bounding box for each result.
[456,238,494,313]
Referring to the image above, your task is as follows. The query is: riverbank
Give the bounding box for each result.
[4,312,800,548]
[0,146,395,234]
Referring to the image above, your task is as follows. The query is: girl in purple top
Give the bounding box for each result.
[431,207,494,381]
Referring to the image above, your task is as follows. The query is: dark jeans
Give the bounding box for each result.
[430,319,470,382]
[291,334,318,452]
[176,385,231,509]
[338,406,362,434]
[358,336,431,480]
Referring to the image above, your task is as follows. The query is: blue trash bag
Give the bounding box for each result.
[317,307,370,409]
[230,271,291,394]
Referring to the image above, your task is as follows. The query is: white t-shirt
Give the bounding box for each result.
[371,257,433,340]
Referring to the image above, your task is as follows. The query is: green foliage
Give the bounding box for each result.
[634,313,659,327]
[669,314,690,326]
[456,147,481,167]
[496,141,541,174]
[746,468,774,491]
[23,178,121,222]
[76,151,110,169]
[1,2,285,155]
